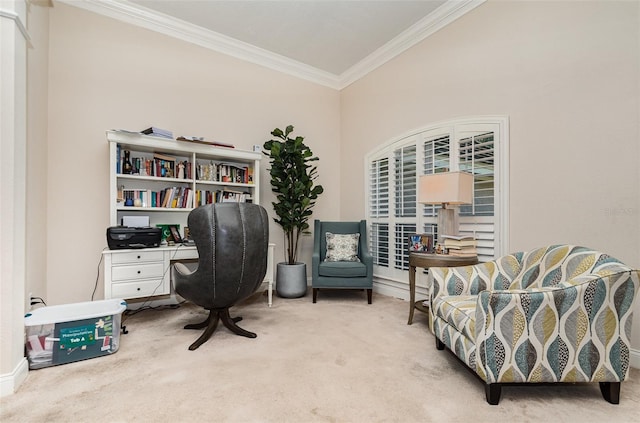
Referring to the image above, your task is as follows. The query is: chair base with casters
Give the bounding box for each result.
[311,220,374,304]
[183,308,255,351]
[172,203,269,350]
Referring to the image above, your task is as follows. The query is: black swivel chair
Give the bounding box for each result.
[171,203,269,350]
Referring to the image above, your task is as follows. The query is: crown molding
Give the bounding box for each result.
[57,0,484,91]
[57,0,343,88]
[338,0,485,89]
[0,7,31,42]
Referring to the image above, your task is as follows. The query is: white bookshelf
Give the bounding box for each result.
[103,130,274,304]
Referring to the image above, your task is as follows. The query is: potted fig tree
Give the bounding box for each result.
[263,125,323,298]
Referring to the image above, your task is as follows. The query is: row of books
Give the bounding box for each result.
[195,162,253,184]
[119,187,252,208]
[116,146,253,184]
[195,190,252,206]
[117,146,191,179]
[442,235,477,257]
[121,187,194,209]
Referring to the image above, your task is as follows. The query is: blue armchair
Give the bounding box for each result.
[312,220,373,303]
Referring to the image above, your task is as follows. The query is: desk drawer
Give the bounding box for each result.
[111,250,164,264]
[111,279,167,299]
[111,262,165,281]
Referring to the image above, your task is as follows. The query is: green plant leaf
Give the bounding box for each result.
[263,126,324,263]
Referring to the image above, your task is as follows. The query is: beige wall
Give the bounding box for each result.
[26,0,50,310]
[341,1,640,348]
[45,3,340,305]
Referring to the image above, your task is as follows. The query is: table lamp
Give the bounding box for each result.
[418,171,473,243]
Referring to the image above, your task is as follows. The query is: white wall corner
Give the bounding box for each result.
[0,358,29,397]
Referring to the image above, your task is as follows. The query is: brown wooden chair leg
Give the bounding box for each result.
[187,310,220,351]
[435,336,445,350]
[220,308,257,339]
[184,313,212,330]
[600,382,621,404]
[313,288,318,303]
[367,288,372,304]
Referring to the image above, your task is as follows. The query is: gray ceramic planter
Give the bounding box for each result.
[275,262,307,298]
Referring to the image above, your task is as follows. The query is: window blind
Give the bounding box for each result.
[394,145,416,218]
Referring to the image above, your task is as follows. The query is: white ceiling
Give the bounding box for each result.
[127,0,446,75]
[61,0,484,88]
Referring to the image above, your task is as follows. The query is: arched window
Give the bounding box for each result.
[366,116,510,282]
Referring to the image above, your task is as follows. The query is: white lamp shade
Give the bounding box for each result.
[419,171,474,205]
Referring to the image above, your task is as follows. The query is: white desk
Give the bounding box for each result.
[102,243,275,306]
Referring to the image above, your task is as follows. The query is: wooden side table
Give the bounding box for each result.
[408,252,479,325]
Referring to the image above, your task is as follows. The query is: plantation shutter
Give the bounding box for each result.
[458,132,495,261]
[393,145,416,270]
[365,117,507,282]
[394,145,416,218]
[369,158,389,267]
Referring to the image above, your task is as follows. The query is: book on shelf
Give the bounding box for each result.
[192,189,252,206]
[116,149,191,180]
[221,189,249,203]
[119,185,199,209]
[141,127,173,139]
[177,136,235,149]
[153,152,176,162]
[195,161,253,184]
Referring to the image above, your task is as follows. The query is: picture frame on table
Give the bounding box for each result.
[169,224,183,243]
[156,224,181,243]
[408,234,433,253]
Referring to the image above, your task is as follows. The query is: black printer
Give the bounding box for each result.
[106,226,161,249]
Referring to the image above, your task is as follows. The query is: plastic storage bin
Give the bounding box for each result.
[24,299,127,369]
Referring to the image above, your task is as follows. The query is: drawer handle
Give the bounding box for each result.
[137,270,141,274]
[137,255,141,259]
[137,287,141,291]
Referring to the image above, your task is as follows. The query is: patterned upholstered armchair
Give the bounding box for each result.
[428,245,639,404]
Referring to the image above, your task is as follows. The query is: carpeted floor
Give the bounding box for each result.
[2,290,639,422]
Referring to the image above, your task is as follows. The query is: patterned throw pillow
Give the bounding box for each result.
[324,232,361,262]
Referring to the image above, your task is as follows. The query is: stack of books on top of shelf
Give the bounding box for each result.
[141,126,173,139]
[442,235,477,257]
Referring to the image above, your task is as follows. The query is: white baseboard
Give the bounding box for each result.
[0,358,29,397]
[373,278,640,370]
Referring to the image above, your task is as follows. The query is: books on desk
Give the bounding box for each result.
[442,235,477,257]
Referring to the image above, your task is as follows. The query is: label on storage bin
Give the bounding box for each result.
[53,315,115,365]
[59,325,96,348]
